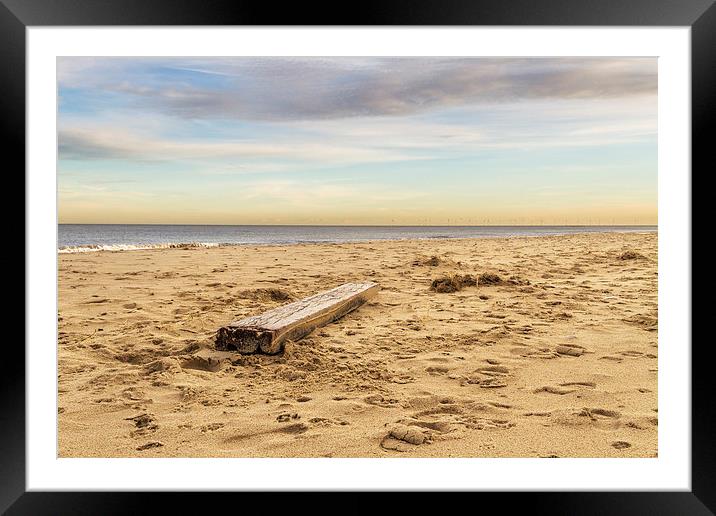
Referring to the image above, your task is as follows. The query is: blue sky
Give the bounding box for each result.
[57,57,657,225]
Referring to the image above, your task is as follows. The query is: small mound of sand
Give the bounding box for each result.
[389,423,427,445]
[618,250,645,260]
[413,255,441,267]
[238,288,293,302]
[144,357,182,374]
[623,312,658,331]
[430,274,477,293]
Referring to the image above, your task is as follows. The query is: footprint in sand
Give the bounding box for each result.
[414,404,464,417]
[465,417,515,431]
[478,365,510,376]
[144,357,181,374]
[125,413,158,437]
[121,387,149,402]
[555,344,585,357]
[579,407,621,420]
[620,350,644,357]
[136,441,164,451]
[180,354,225,373]
[561,381,596,388]
[363,394,400,407]
[534,386,575,395]
[488,401,513,409]
[381,395,491,452]
[277,423,309,434]
[308,417,349,427]
[612,441,632,450]
[200,423,224,432]
[276,412,300,422]
[461,376,508,389]
[224,422,309,443]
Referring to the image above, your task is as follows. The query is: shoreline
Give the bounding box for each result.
[58,229,659,254]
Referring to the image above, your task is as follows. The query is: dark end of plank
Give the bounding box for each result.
[215,326,274,354]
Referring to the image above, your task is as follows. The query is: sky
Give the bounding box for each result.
[57,57,657,225]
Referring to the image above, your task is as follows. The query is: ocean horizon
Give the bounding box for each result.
[58,224,658,253]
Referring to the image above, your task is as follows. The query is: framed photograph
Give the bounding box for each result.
[8,0,710,511]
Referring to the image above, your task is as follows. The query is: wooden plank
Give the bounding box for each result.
[215,282,379,355]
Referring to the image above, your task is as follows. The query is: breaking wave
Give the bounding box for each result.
[58,242,224,254]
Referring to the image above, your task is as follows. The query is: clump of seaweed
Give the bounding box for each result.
[478,272,502,285]
[238,288,293,302]
[429,274,477,293]
[477,272,530,287]
[618,250,646,261]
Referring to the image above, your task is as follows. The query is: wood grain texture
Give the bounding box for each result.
[216,282,379,354]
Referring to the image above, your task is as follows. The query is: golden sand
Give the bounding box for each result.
[58,232,657,457]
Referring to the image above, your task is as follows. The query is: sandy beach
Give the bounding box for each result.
[58,231,657,458]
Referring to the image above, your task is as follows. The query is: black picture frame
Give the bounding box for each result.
[5,0,709,512]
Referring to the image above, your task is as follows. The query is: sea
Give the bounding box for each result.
[57,224,657,253]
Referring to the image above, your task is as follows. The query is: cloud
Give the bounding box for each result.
[58,92,656,164]
[57,57,657,121]
[57,126,428,165]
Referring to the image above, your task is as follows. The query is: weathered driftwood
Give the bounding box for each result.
[216,282,379,355]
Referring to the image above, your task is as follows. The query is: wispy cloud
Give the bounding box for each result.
[59,94,655,164]
[58,57,657,121]
[57,126,428,165]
